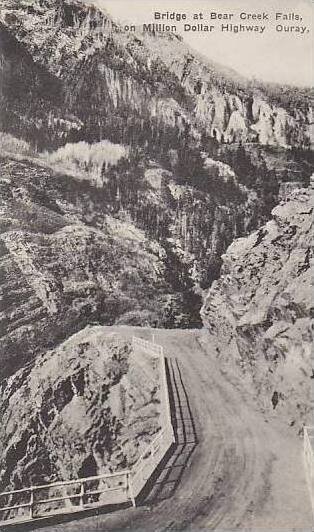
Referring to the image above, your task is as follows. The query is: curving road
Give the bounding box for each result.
[13,328,313,531]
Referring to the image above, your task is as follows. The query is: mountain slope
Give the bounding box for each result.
[0,0,312,152]
[0,0,313,382]
[0,155,176,378]
[0,21,82,150]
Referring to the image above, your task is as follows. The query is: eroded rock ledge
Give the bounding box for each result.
[0,328,161,492]
[201,182,313,429]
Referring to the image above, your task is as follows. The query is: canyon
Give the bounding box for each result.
[0,0,312,525]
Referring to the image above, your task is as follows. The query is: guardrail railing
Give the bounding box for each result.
[132,336,163,357]
[0,336,175,527]
[304,426,314,515]
[0,470,132,524]
[130,336,175,496]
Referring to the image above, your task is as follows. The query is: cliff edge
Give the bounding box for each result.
[201,181,313,430]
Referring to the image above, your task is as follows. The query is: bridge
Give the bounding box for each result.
[0,336,175,527]
[0,328,312,530]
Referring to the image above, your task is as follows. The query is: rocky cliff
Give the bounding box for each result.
[0,0,312,509]
[201,183,313,430]
[0,21,82,149]
[0,328,161,492]
[0,0,312,152]
[0,0,313,382]
[0,155,177,379]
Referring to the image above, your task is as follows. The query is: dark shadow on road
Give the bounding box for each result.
[137,357,198,505]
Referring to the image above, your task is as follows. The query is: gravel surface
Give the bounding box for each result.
[15,327,313,531]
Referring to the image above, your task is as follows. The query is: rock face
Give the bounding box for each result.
[0,156,173,379]
[0,0,312,511]
[0,22,81,149]
[0,0,313,386]
[0,0,312,152]
[201,183,313,429]
[0,328,161,492]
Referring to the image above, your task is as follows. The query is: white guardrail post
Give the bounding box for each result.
[304,426,314,515]
[0,336,175,525]
[29,486,34,519]
[80,480,84,510]
[127,471,136,507]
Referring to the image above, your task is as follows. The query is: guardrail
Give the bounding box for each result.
[304,426,314,515]
[131,336,175,496]
[132,336,163,357]
[0,470,132,524]
[0,336,175,527]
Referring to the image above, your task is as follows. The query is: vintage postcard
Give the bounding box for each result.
[0,0,313,530]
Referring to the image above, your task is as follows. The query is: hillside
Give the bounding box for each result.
[0,1,312,525]
[0,0,313,379]
[0,155,175,378]
[0,0,312,152]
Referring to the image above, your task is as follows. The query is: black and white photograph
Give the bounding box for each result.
[0,0,313,530]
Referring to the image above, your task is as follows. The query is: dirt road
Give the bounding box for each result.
[14,328,313,531]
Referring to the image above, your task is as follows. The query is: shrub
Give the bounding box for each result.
[42,140,129,184]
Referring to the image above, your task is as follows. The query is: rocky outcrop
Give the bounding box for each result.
[201,182,313,430]
[0,1,312,387]
[0,21,81,150]
[0,328,161,492]
[0,0,312,152]
[142,33,312,148]
[0,0,312,409]
[0,156,172,379]
[0,134,310,380]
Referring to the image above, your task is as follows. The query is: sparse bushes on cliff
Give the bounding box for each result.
[0,132,32,155]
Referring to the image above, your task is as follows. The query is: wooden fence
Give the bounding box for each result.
[304,426,314,515]
[0,336,175,527]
